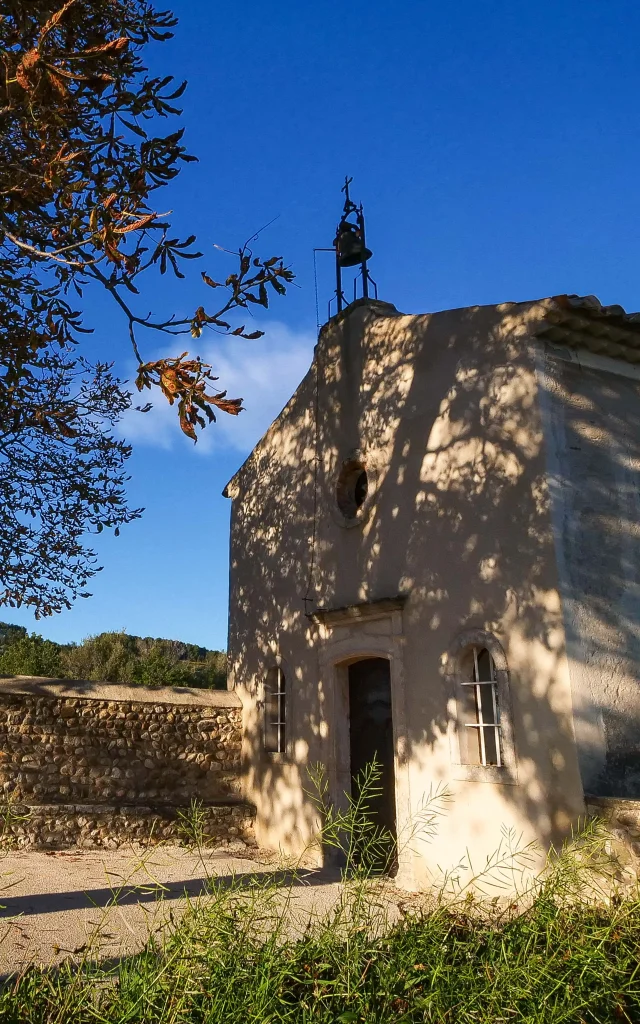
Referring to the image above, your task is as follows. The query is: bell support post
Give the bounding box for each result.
[332,176,375,314]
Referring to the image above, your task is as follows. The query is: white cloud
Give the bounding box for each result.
[118,322,315,456]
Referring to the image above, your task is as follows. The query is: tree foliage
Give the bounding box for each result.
[0,622,27,646]
[0,1,293,617]
[0,348,142,616]
[0,628,63,677]
[0,625,227,689]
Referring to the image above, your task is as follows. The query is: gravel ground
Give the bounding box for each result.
[0,845,409,976]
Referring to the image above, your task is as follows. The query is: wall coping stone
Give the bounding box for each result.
[0,676,241,707]
[585,795,640,814]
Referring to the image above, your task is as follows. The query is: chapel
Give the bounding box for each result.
[224,195,640,888]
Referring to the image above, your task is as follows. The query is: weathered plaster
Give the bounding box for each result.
[536,346,640,797]
[225,297,609,886]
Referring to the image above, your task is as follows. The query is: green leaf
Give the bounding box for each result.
[120,118,147,138]
[166,80,187,100]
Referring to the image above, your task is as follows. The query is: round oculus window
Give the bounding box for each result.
[336,459,369,520]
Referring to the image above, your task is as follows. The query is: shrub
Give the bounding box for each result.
[0,631,63,678]
[60,630,139,683]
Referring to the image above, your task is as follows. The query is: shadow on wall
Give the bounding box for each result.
[539,354,640,800]
[227,299,640,855]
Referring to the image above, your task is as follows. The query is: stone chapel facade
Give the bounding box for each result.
[223,294,640,890]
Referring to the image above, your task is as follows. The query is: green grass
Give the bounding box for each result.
[0,764,638,1023]
[1,883,638,1023]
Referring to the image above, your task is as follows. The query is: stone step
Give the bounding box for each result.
[0,800,256,851]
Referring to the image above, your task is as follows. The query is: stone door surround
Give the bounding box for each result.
[309,596,415,889]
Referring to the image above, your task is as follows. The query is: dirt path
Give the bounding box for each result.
[0,846,353,976]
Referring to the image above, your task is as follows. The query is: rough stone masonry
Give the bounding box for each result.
[0,677,255,850]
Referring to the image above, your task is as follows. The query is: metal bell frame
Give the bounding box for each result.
[331,176,377,315]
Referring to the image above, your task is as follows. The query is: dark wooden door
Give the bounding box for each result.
[348,658,397,865]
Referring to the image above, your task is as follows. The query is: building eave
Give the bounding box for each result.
[536,293,640,365]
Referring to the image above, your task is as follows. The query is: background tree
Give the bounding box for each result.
[0,624,227,688]
[0,630,63,677]
[1,1,293,616]
[0,623,27,648]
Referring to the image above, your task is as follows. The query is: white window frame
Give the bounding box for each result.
[263,666,286,756]
[461,645,502,768]
[446,630,517,784]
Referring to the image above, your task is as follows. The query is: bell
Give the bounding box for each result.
[335,223,373,267]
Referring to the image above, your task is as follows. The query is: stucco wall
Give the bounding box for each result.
[226,299,587,884]
[537,350,640,798]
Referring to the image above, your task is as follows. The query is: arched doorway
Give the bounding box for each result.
[348,657,397,866]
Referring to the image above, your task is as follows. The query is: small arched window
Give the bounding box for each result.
[460,647,501,766]
[446,631,516,783]
[264,667,286,754]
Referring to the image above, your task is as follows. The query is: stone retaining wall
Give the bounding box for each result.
[0,677,254,850]
[585,795,640,877]
[585,795,640,850]
[2,802,256,851]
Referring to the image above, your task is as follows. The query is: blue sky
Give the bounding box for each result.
[7,0,640,650]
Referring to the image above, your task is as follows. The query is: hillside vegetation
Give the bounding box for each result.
[0,623,226,689]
